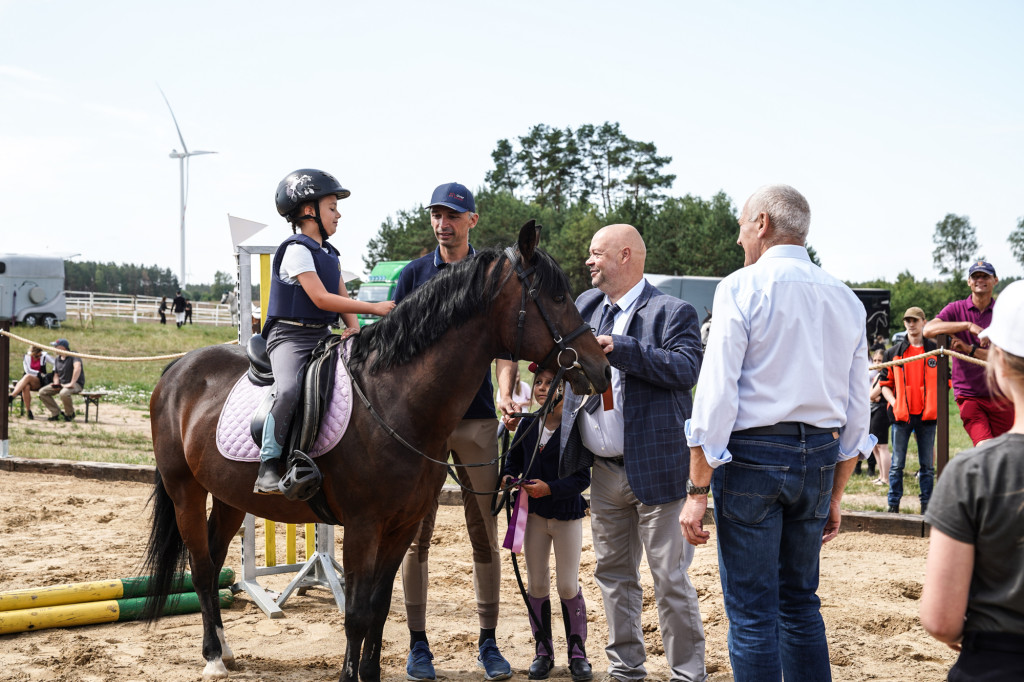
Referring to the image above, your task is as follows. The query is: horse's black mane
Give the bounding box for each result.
[349,245,573,373]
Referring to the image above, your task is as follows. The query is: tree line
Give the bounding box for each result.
[368,122,1024,326]
[64,261,236,302]
[365,122,753,293]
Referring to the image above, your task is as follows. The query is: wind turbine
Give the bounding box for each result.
[159,86,216,286]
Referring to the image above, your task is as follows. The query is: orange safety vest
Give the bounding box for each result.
[880,338,938,422]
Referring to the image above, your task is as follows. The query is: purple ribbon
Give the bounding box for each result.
[502,487,530,554]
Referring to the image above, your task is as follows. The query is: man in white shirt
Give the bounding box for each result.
[680,185,873,682]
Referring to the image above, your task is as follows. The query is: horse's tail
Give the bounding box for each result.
[140,468,189,623]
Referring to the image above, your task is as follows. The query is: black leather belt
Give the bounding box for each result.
[734,422,837,437]
[601,456,625,466]
[278,320,328,329]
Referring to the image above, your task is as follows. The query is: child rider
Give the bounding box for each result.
[255,169,395,494]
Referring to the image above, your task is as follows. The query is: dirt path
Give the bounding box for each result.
[0,472,956,681]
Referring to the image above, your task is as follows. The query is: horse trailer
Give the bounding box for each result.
[0,254,67,327]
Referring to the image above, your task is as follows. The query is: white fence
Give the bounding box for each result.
[64,291,236,326]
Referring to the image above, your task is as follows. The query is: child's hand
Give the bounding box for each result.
[501,413,521,432]
[521,479,551,498]
[373,301,396,316]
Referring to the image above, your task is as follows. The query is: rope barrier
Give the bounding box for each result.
[869,346,987,371]
[0,328,238,362]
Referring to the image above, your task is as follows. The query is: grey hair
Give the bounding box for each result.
[743,184,811,243]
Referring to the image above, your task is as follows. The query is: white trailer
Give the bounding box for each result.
[0,254,66,327]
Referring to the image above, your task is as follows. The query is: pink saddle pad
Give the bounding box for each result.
[215,345,354,462]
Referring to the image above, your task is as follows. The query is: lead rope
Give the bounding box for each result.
[342,343,569,498]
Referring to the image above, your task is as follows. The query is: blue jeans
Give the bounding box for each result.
[711,433,838,682]
[888,416,935,509]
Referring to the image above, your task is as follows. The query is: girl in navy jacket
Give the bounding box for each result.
[502,365,592,681]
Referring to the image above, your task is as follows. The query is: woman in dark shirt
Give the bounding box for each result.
[921,280,1024,681]
[502,364,592,682]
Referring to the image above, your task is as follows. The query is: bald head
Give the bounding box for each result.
[587,224,647,301]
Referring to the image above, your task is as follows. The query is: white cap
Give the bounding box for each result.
[979,280,1024,356]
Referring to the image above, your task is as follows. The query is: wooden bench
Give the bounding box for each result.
[7,385,108,423]
[81,390,110,423]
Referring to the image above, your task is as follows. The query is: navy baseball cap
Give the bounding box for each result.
[968,260,996,277]
[51,339,69,349]
[429,182,475,213]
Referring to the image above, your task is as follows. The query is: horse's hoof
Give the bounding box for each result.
[202,658,230,679]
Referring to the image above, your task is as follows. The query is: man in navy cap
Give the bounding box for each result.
[925,260,1014,444]
[393,182,517,682]
[38,338,85,422]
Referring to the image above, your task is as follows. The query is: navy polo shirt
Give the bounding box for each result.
[393,245,497,420]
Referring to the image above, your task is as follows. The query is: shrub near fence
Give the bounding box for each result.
[64,292,234,326]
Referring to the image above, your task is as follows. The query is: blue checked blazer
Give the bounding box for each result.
[558,280,703,506]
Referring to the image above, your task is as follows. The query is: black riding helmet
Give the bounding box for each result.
[275,169,351,241]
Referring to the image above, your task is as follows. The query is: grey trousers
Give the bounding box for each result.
[402,418,502,631]
[590,458,707,682]
[264,323,330,452]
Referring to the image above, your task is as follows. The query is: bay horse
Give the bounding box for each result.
[141,222,610,681]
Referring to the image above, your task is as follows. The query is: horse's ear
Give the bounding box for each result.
[517,220,541,261]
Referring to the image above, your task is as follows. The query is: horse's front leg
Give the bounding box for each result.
[358,524,422,682]
[339,524,381,682]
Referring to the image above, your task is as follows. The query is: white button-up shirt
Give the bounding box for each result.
[685,245,875,467]
[579,278,646,458]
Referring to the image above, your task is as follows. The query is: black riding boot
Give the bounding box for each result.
[561,589,592,682]
[528,595,554,680]
[254,459,282,494]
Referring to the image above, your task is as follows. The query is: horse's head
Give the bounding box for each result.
[496,220,611,397]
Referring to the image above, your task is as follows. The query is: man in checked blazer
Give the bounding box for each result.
[559,224,707,682]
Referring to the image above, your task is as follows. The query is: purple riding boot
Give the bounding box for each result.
[527,595,554,680]
[561,589,593,682]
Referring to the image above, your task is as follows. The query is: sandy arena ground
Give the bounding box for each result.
[0,464,958,682]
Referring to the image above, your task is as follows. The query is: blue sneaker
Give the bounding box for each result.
[477,639,512,681]
[406,641,436,681]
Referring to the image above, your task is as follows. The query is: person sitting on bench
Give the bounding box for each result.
[9,345,54,420]
[39,339,85,422]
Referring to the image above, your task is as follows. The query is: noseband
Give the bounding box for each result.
[503,246,590,373]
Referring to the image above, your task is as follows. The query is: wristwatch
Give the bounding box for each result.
[686,478,710,495]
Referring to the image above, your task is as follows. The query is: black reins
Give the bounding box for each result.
[341,246,589,499]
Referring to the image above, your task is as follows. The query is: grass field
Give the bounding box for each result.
[5,318,237,403]
[4,318,979,511]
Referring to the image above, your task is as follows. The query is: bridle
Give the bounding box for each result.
[503,245,591,373]
[343,246,593,497]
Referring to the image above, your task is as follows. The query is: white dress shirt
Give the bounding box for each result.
[685,245,875,467]
[579,278,646,458]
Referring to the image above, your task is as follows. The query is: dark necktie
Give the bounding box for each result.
[584,303,619,413]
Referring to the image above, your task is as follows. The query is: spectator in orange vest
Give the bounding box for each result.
[879,306,938,514]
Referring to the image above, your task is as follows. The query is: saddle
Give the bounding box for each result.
[244,334,344,523]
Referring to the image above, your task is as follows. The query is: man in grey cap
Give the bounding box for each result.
[38,339,85,422]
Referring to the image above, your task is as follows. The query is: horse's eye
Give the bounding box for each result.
[553,294,566,303]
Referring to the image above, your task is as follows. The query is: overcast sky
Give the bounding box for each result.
[2,1,1021,288]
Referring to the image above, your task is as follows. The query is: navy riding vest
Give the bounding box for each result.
[263,234,341,336]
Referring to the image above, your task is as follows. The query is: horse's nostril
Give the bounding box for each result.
[603,366,612,381]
